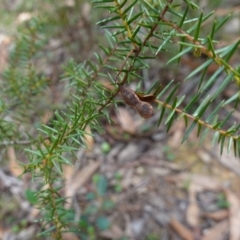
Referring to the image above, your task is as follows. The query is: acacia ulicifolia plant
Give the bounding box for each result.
[94,0,240,156]
[1,0,240,238]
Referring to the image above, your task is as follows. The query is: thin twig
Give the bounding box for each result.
[159,16,240,83]
[154,98,240,140]
[115,49,135,82]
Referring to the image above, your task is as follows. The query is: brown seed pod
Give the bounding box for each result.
[136,101,154,119]
[118,84,154,119]
[119,85,140,106]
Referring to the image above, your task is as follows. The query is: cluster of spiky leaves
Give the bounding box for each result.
[91,0,240,155]
[0,0,240,238]
[0,3,109,238]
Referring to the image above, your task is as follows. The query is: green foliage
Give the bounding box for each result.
[0,0,240,239]
[25,189,38,205]
[79,174,115,239]
[101,141,111,154]
[216,193,230,209]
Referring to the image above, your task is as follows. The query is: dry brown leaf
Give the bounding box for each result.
[202,210,229,221]
[168,120,185,148]
[117,107,137,134]
[170,218,194,240]
[186,185,200,228]
[64,160,100,208]
[41,110,54,125]
[63,164,75,182]
[224,189,240,240]
[166,173,222,191]
[62,231,81,240]
[100,80,115,91]
[83,125,94,152]
[7,146,24,177]
[201,220,229,240]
